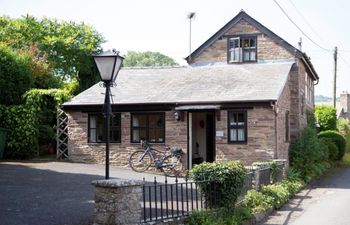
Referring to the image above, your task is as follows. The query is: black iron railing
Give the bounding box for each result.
[141,161,286,223]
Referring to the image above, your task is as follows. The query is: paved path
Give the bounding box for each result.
[259,167,350,225]
[0,160,177,225]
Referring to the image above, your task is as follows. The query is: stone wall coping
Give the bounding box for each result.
[92,179,143,188]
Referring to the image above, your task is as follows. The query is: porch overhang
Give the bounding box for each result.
[174,105,221,111]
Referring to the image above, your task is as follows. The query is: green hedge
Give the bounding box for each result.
[189,161,246,209]
[318,130,346,160]
[0,89,71,158]
[315,105,337,131]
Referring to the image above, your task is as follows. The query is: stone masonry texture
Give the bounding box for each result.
[92,179,142,225]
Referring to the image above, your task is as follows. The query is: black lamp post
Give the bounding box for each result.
[93,50,124,179]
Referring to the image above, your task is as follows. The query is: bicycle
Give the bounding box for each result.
[129,140,184,176]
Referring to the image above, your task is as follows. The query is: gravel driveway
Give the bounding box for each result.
[0,160,174,225]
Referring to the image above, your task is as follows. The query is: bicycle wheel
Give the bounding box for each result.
[129,150,152,172]
[161,155,183,177]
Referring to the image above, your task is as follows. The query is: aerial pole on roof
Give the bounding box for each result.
[187,12,196,63]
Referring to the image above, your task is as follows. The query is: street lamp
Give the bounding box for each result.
[93,49,124,179]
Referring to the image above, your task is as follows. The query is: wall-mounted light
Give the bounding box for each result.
[174,111,181,121]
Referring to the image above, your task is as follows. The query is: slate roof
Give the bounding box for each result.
[63,61,294,107]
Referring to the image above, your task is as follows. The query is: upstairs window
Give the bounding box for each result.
[228,36,257,63]
[305,73,314,104]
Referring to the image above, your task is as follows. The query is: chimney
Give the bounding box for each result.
[340,91,350,113]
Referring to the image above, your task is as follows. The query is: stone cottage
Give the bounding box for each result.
[62,10,319,169]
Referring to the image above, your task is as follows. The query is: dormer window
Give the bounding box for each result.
[228,36,257,63]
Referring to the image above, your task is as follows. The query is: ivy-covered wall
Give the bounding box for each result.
[0,89,71,158]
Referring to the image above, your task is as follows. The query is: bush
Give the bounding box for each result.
[243,190,274,213]
[281,179,305,196]
[0,44,35,105]
[261,183,290,209]
[318,130,346,160]
[290,125,327,181]
[0,89,71,159]
[320,138,339,161]
[315,105,337,131]
[189,161,247,209]
[186,208,251,225]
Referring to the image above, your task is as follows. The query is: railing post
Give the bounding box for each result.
[92,179,142,225]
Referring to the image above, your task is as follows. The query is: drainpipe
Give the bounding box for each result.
[270,101,278,159]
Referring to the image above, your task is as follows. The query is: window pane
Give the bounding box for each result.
[111,129,120,142]
[237,113,245,125]
[243,51,250,61]
[90,129,96,142]
[250,38,256,48]
[243,39,250,48]
[132,114,146,127]
[237,129,245,141]
[149,114,164,128]
[149,128,164,142]
[250,51,256,61]
[111,116,120,127]
[230,129,237,141]
[132,128,147,142]
[90,116,97,129]
[229,112,237,125]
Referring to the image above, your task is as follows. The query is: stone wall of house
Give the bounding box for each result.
[288,60,313,142]
[66,110,188,167]
[191,19,294,64]
[276,73,291,160]
[215,107,276,165]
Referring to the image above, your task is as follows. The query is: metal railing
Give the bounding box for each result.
[141,160,286,223]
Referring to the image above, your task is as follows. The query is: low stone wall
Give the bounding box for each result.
[92,179,143,225]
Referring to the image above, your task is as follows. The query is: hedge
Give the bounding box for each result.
[318,130,346,160]
[0,89,71,158]
[189,161,247,209]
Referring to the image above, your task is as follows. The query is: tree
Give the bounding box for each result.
[0,44,34,105]
[315,105,337,131]
[0,15,104,92]
[123,51,178,67]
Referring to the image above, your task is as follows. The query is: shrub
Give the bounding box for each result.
[315,105,337,131]
[290,125,326,181]
[318,130,346,160]
[186,208,251,225]
[189,161,246,209]
[0,44,35,105]
[281,179,305,196]
[243,190,274,213]
[320,138,339,161]
[261,183,290,209]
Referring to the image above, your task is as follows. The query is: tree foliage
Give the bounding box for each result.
[123,51,178,67]
[0,15,104,92]
[0,44,34,105]
[315,105,337,131]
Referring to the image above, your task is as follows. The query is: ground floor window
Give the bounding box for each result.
[228,111,247,143]
[131,113,165,143]
[88,114,121,143]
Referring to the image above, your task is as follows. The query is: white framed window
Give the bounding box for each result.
[305,73,314,104]
[228,36,256,63]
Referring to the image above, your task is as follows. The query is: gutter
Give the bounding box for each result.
[270,101,278,159]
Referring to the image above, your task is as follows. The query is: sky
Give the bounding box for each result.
[1,0,350,97]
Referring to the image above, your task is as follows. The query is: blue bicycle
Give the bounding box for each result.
[129,140,184,176]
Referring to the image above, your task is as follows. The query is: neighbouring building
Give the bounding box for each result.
[337,91,350,120]
[62,10,319,169]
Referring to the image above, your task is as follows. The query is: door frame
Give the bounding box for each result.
[187,110,216,170]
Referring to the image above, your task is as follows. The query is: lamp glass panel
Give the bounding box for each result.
[94,56,116,82]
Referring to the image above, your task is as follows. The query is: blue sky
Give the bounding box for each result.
[1,0,350,97]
